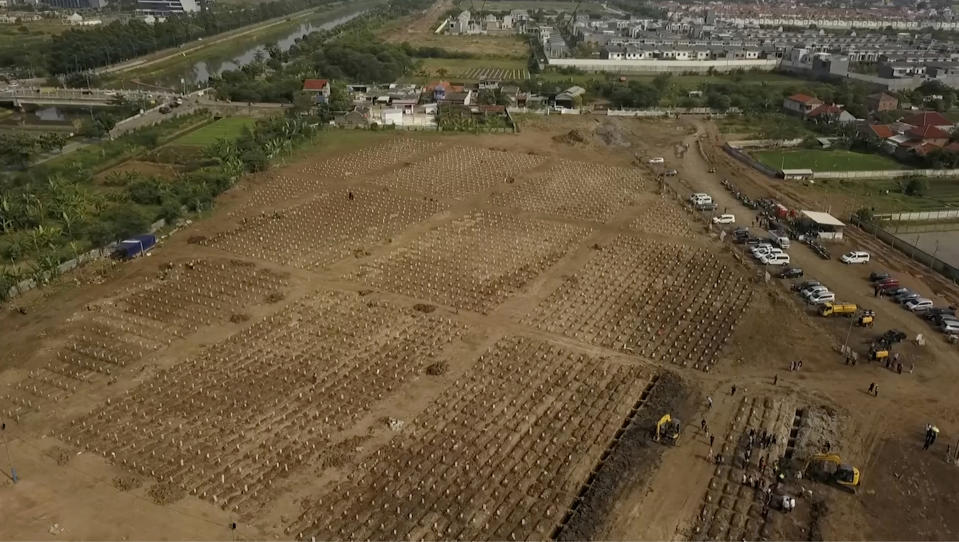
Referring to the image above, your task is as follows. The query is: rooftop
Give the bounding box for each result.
[801,210,845,227]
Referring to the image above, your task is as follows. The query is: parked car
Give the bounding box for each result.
[883,287,909,298]
[649,157,665,164]
[794,280,821,292]
[905,298,934,312]
[878,329,908,345]
[939,321,959,334]
[890,289,917,303]
[809,291,836,304]
[712,214,736,224]
[924,307,957,320]
[761,253,791,266]
[802,285,830,299]
[841,251,871,264]
[778,268,804,279]
[869,271,891,282]
[897,293,922,305]
[932,314,959,328]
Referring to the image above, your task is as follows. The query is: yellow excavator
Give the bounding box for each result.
[654,414,681,445]
[803,453,861,492]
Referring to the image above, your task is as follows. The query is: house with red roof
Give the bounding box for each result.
[302,79,331,103]
[806,103,856,125]
[783,93,823,116]
[906,124,950,147]
[902,111,953,132]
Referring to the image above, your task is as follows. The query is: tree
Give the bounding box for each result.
[904,177,928,196]
[853,207,874,223]
[436,67,449,78]
[292,91,315,113]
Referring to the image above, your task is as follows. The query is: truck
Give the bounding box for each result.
[115,234,156,260]
[819,302,857,317]
[768,229,791,249]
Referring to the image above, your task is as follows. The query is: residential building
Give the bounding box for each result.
[807,104,856,124]
[866,92,898,112]
[302,79,331,103]
[137,0,198,14]
[783,93,823,116]
[903,111,953,132]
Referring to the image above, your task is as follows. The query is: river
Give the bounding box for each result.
[153,9,367,88]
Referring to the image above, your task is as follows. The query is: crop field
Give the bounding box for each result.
[417,58,531,81]
[752,149,906,172]
[173,117,255,147]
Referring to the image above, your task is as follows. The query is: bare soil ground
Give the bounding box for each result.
[380,0,529,58]
[1,114,958,541]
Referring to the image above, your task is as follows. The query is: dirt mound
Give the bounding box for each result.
[554,129,588,145]
[413,303,437,313]
[46,446,73,466]
[148,481,185,505]
[594,122,631,148]
[794,405,842,463]
[229,313,251,323]
[113,475,143,491]
[187,235,206,244]
[264,292,285,303]
[556,372,693,540]
[425,361,449,375]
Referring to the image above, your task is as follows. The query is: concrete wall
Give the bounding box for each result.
[852,217,959,284]
[727,139,804,149]
[877,209,959,222]
[813,168,959,179]
[545,58,778,74]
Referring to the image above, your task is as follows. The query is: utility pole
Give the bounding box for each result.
[1,421,15,484]
[842,310,857,358]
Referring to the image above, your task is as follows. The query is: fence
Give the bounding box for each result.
[723,143,781,179]
[877,209,959,222]
[812,168,959,180]
[851,216,959,284]
[726,139,804,149]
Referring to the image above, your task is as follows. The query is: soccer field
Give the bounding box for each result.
[752,149,907,172]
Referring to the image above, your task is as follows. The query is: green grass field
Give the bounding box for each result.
[173,117,255,147]
[752,149,907,172]
[792,177,959,214]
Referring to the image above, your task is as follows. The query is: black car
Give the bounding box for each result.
[869,271,891,283]
[778,267,804,279]
[878,329,907,345]
[924,307,957,320]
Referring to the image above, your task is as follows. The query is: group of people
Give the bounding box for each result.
[788,360,803,372]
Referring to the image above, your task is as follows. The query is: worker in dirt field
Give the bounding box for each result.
[868,382,876,394]
[924,425,940,450]
[730,385,737,396]
[701,419,707,431]
[706,395,713,409]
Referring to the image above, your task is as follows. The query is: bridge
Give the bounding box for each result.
[0,88,177,108]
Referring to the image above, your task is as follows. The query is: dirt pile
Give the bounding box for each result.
[46,446,73,466]
[113,475,143,491]
[554,129,588,145]
[595,122,631,148]
[794,406,842,462]
[148,481,185,505]
[425,361,449,375]
[413,303,437,313]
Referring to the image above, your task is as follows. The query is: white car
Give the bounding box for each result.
[648,157,665,164]
[841,251,871,264]
[761,253,791,266]
[712,214,736,224]
[905,298,934,312]
[802,285,829,299]
[808,291,836,304]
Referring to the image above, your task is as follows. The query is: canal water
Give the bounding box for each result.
[153,8,368,88]
[0,105,99,130]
